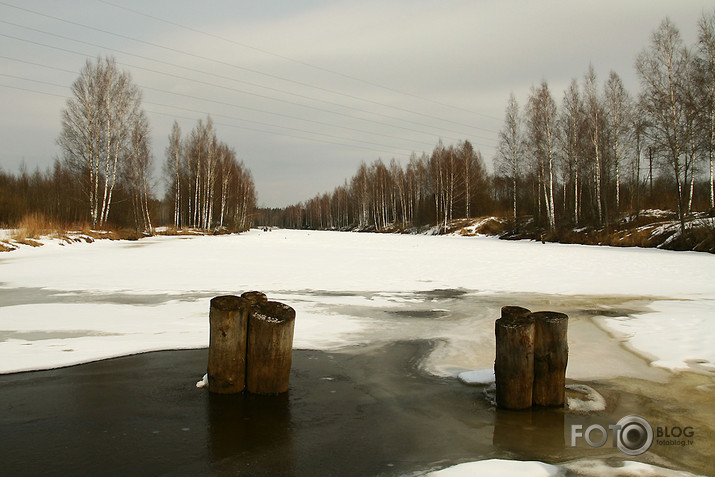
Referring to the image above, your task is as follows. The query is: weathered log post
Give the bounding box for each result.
[494,306,534,410]
[241,291,268,306]
[531,311,568,407]
[207,295,249,394]
[246,301,296,395]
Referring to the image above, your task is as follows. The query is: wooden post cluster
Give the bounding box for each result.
[494,306,568,410]
[207,291,296,395]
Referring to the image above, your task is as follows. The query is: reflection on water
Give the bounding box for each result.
[492,407,565,458]
[0,342,712,475]
[207,392,294,474]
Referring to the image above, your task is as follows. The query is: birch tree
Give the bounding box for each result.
[124,110,153,232]
[696,10,715,208]
[58,56,145,227]
[526,82,558,231]
[636,18,690,233]
[460,140,477,219]
[559,79,585,225]
[495,93,524,220]
[584,65,605,225]
[604,71,633,215]
[164,121,183,229]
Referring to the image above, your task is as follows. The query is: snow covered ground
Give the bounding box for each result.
[1,229,713,475]
[1,228,713,375]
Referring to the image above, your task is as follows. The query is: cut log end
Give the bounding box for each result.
[500,305,532,321]
[241,291,268,306]
[210,295,247,312]
[251,301,296,325]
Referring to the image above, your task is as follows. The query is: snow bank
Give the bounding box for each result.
[601,299,715,371]
[457,369,494,385]
[427,459,559,476]
[429,459,705,477]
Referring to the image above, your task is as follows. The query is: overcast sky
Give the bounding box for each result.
[1,1,712,207]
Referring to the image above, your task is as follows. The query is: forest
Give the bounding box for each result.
[257,14,715,250]
[0,57,256,236]
[1,14,714,251]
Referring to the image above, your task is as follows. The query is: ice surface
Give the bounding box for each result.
[0,229,713,374]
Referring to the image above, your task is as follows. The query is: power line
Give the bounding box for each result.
[0,77,417,158]
[0,28,497,150]
[0,55,440,149]
[96,0,502,123]
[0,1,500,134]
[0,50,496,154]
[0,20,497,144]
[0,82,67,100]
[143,108,415,159]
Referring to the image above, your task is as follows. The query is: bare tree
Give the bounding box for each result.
[164,121,183,229]
[460,140,477,219]
[697,9,715,208]
[58,56,145,227]
[583,64,606,226]
[604,71,633,215]
[636,18,690,233]
[495,93,524,220]
[526,81,558,231]
[124,110,153,232]
[558,79,586,225]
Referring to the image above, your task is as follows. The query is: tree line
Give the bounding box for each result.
[0,56,256,233]
[259,140,489,231]
[164,117,256,232]
[259,13,715,236]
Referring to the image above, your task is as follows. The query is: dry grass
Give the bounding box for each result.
[3,214,156,250]
[11,213,64,241]
[441,211,715,254]
[0,241,16,252]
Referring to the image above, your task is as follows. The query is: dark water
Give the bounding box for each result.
[1,342,712,476]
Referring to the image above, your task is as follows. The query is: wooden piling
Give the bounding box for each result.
[241,291,268,306]
[531,311,569,407]
[246,301,296,395]
[494,306,534,410]
[207,295,249,394]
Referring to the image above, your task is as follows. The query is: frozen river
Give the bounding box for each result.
[0,229,713,475]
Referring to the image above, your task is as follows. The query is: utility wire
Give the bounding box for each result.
[97,0,502,122]
[0,21,496,144]
[0,77,417,158]
[0,81,415,159]
[0,28,497,149]
[0,55,445,149]
[0,1,500,133]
